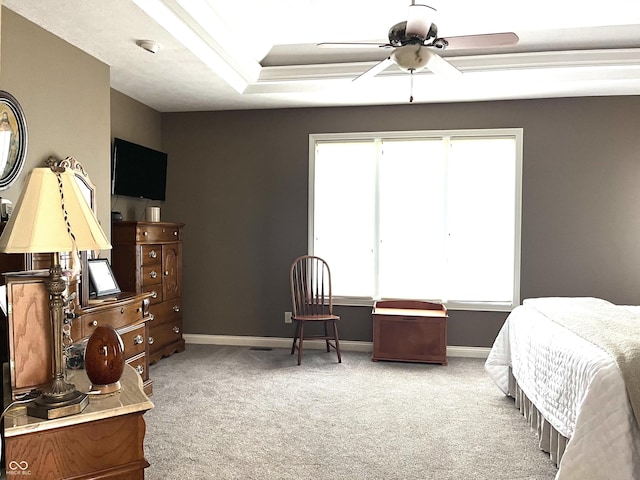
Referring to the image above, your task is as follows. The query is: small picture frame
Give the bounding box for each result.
[87,259,121,297]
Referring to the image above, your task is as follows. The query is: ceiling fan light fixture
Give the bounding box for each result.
[405,3,436,39]
[391,45,432,73]
[318,0,512,85]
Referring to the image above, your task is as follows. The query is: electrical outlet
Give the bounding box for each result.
[284,311,292,324]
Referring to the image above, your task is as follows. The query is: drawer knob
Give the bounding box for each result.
[164,270,169,276]
[149,250,157,259]
[173,305,180,312]
[173,326,180,334]
[120,307,125,314]
[134,334,144,345]
[143,231,148,236]
[136,365,144,375]
[148,313,155,322]
[91,320,98,327]
[148,336,154,345]
[151,291,158,299]
[149,270,158,279]
[173,231,178,236]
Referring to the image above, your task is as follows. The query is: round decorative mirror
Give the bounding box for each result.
[0,91,28,190]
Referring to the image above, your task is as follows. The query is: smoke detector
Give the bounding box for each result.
[136,40,160,54]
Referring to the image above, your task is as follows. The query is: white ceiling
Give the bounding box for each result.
[4,0,640,112]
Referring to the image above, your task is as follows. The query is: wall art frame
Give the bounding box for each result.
[0,91,28,190]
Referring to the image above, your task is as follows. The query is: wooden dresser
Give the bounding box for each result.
[3,364,153,479]
[78,292,153,395]
[1,271,153,398]
[111,221,185,364]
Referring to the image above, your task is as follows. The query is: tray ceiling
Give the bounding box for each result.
[4,0,640,112]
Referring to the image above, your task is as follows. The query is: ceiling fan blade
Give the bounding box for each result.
[405,3,436,39]
[353,57,394,81]
[318,42,391,49]
[442,32,519,50]
[426,51,462,79]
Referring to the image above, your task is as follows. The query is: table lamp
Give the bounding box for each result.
[0,165,111,419]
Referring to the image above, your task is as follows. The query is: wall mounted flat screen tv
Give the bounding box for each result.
[111,137,168,201]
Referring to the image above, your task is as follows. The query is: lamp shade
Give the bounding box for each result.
[0,167,111,254]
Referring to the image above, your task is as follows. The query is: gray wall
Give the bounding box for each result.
[161,97,640,347]
[110,88,162,222]
[0,8,111,239]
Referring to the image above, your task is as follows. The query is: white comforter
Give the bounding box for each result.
[485,299,640,480]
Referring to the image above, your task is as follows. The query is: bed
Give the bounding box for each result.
[485,297,640,480]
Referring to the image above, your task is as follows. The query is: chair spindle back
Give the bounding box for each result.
[290,255,333,318]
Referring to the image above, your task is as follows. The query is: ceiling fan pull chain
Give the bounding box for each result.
[410,70,414,103]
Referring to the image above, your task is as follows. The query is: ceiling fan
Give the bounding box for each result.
[318,1,519,102]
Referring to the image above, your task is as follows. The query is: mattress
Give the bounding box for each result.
[485,299,640,480]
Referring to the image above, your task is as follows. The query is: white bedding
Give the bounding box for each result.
[485,299,640,480]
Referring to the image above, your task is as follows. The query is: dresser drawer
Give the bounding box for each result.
[149,298,182,326]
[118,322,147,359]
[81,303,144,337]
[142,284,162,305]
[137,224,181,243]
[126,352,148,381]
[141,264,162,287]
[140,244,161,266]
[149,318,183,356]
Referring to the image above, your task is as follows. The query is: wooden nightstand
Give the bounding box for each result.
[3,364,153,479]
[372,300,448,365]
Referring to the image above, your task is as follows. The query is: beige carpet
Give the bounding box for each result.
[144,344,557,480]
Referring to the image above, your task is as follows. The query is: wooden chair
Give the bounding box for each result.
[289,255,342,365]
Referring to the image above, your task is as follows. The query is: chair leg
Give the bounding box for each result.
[333,321,342,363]
[324,321,330,352]
[297,323,304,365]
[291,321,300,355]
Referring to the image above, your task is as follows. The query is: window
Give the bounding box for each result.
[309,129,522,311]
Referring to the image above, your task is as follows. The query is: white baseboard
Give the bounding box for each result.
[447,345,491,359]
[183,334,490,359]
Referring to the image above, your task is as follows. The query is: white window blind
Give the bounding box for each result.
[309,129,522,311]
